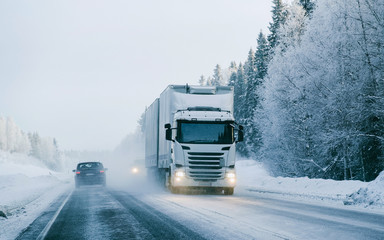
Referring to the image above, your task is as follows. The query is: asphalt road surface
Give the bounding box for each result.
[16,186,384,240]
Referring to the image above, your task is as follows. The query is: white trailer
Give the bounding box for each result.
[144,85,243,195]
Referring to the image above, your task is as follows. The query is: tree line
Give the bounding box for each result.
[0,116,63,171]
[200,0,384,181]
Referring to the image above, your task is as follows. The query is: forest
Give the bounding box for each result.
[0,117,63,171]
[200,0,384,181]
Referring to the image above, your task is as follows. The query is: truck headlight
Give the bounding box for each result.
[226,172,236,183]
[226,172,236,179]
[175,170,185,177]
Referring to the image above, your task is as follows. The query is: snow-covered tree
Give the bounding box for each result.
[0,117,31,154]
[227,62,238,87]
[0,116,63,170]
[14,130,31,154]
[255,31,269,80]
[275,1,307,54]
[212,64,224,86]
[233,63,248,156]
[243,49,261,156]
[299,0,315,16]
[198,75,206,86]
[228,70,236,87]
[0,117,7,151]
[206,76,213,86]
[260,0,384,180]
[268,0,288,53]
[6,117,18,152]
[137,112,146,134]
[29,132,42,160]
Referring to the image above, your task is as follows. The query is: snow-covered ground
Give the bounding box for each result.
[0,152,383,239]
[236,160,384,208]
[0,151,72,240]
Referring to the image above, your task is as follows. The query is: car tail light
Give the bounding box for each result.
[76,171,81,174]
[100,170,105,173]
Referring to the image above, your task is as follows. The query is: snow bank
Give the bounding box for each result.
[236,159,383,207]
[346,171,384,207]
[0,151,71,240]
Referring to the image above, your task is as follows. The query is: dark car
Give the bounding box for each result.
[73,162,107,188]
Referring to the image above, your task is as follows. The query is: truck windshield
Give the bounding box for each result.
[177,121,234,144]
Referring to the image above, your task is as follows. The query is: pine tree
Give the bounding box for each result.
[244,33,270,158]
[138,112,146,134]
[29,132,42,160]
[268,0,287,54]
[233,63,248,156]
[227,62,237,87]
[212,64,224,86]
[198,75,206,86]
[0,117,6,151]
[255,31,269,79]
[206,76,213,86]
[234,63,246,120]
[6,117,17,152]
[299,0,315,16]
[243,49,262,157]
[244,49,257,120]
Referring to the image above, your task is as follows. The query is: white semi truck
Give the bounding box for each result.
[144,85,243,195]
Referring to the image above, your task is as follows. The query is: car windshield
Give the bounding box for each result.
[77,162,103,170]
[177,121,234,144]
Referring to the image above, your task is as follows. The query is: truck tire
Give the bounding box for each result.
[224,187,234,195]
[170,185,180,194]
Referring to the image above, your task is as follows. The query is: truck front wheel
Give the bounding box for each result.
[224,187,234,195]
[170,185,180,194]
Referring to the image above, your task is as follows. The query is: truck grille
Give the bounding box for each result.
[186,152,224,181]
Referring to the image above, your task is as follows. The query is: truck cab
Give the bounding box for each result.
[165,107,243,195]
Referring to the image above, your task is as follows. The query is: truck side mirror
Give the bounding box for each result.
[165,123,172,141]
[237,125,244,142]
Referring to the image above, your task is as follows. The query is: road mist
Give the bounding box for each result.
[106,131,162,193]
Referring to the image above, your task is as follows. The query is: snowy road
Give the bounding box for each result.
[16,186,384,240]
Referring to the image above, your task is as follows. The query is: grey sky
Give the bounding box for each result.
[0,0,273,151]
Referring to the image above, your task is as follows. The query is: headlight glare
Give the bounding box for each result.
[226,172,236,179]
[175,170,185,177]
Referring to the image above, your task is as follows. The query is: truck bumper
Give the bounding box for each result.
[171,176,236,188]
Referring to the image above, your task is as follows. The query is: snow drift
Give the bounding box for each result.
[237,159,383,207]
[347,171,384,207]
[0,151,71,240]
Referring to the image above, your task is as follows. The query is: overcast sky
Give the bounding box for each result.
[0,0,274,151]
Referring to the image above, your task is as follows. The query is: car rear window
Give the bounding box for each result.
[77,162,103,170]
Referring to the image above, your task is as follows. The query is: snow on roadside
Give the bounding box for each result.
[236,159,383,209]
[346,171,384,207]
[0,151,71,240]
